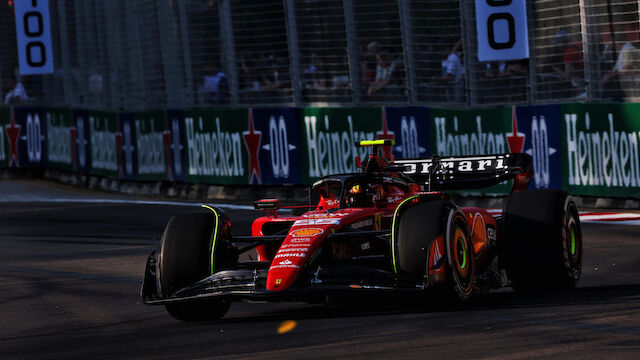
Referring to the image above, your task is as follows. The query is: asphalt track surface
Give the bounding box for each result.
[1,179,639,359]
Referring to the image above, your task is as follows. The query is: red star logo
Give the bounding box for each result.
[376,107,395,159]
[163,129,174,181]
[243,110,262,184]
[507,106,525,153]
[6,110,21,167]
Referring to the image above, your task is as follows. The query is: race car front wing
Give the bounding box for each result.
[140,248,426,305]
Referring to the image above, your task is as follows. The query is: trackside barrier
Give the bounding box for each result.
[1,103,639,198]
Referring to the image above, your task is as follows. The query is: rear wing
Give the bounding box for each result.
[394,153,532,191]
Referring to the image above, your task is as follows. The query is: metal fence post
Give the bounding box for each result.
[219,0,239,107]
[579,0,592,102]
[398,0,417,104]
[459,0,474,107]
[73,0,88,107]
[527,0,537,105]
[156,0,182,108]
[128,1,148,110]
[284,0,303,106]
[342,0,360,105]
[177,2,195,107]
[56,1,73,106]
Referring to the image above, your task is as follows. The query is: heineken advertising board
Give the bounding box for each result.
[119,110,168,181]
[86,110,119,178]
[251,108,302,185]
[71,109,92,173]
[514,105,562,190]
[1,103,640,200]
[45,107,74,171]
[0,107,10,167]
[181,108,250,185]
[429,107,515,193]
[12,106,48,168]
[165,110,187,182]
[300,107,382,183]
[561,103,640,197]
[383,106,431,160]
[429,107,514,156]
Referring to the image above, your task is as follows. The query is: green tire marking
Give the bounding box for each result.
[570,226,576,256]
[202,205,219,275]
[457,236,467,270]
[391,196,419,274]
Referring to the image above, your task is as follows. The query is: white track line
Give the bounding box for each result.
[487,208,640,225]
[580,213,640,221]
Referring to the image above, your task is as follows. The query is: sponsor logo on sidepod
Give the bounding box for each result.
[290,228,324,237]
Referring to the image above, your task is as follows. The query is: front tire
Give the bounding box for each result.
[395,200,451,276]
[394,200,474,301]
[159,210,234,321]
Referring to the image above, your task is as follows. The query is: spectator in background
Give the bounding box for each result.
[496,59,529,78]
[603,23,640,100]
[4,69,28,105]
[261,54,291,101]
[238,51,260,91]
[303,52,326,89]
[88,66,104,96]
[415,38,443,102]
[366,51,400,100]
[331,47,351,90]
[537,29,574,99]
[201,63,228,105]
[560,33,586,98]
[303,52,329,102]
[497,59,529,102]
[361,41,381,91]
[437,38,464,103]
[597,25,623,100]
[328,47,351,102]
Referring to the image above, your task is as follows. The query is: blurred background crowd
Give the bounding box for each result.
[0,0,638,110]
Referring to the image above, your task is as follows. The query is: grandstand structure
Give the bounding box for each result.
[0,0,638,110]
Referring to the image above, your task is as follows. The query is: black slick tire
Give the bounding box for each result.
[159,211,232,321]
[395,200,452,276]
[501,190,583,291]
[395,200,473,301]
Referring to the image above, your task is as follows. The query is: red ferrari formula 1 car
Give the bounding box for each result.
[141,140,583,321]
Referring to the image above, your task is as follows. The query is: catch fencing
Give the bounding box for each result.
[0,0,639,110]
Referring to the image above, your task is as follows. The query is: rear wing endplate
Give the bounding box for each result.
[394,153,532,191]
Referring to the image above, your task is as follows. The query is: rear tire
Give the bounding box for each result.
[159,210,234,321]
[501,190,583,291]
[446,210,474,302]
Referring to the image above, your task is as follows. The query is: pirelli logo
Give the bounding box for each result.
[396,155,509,175]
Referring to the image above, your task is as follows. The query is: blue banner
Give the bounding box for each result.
[383,106,431,160]
[12,106,48,168]
[117,112,138,181]
[514,105,562,190]
[250,108,302,185]
[165,110,187,182]
[71,109,92,173]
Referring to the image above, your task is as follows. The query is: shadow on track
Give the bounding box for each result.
[168,282,640,326]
